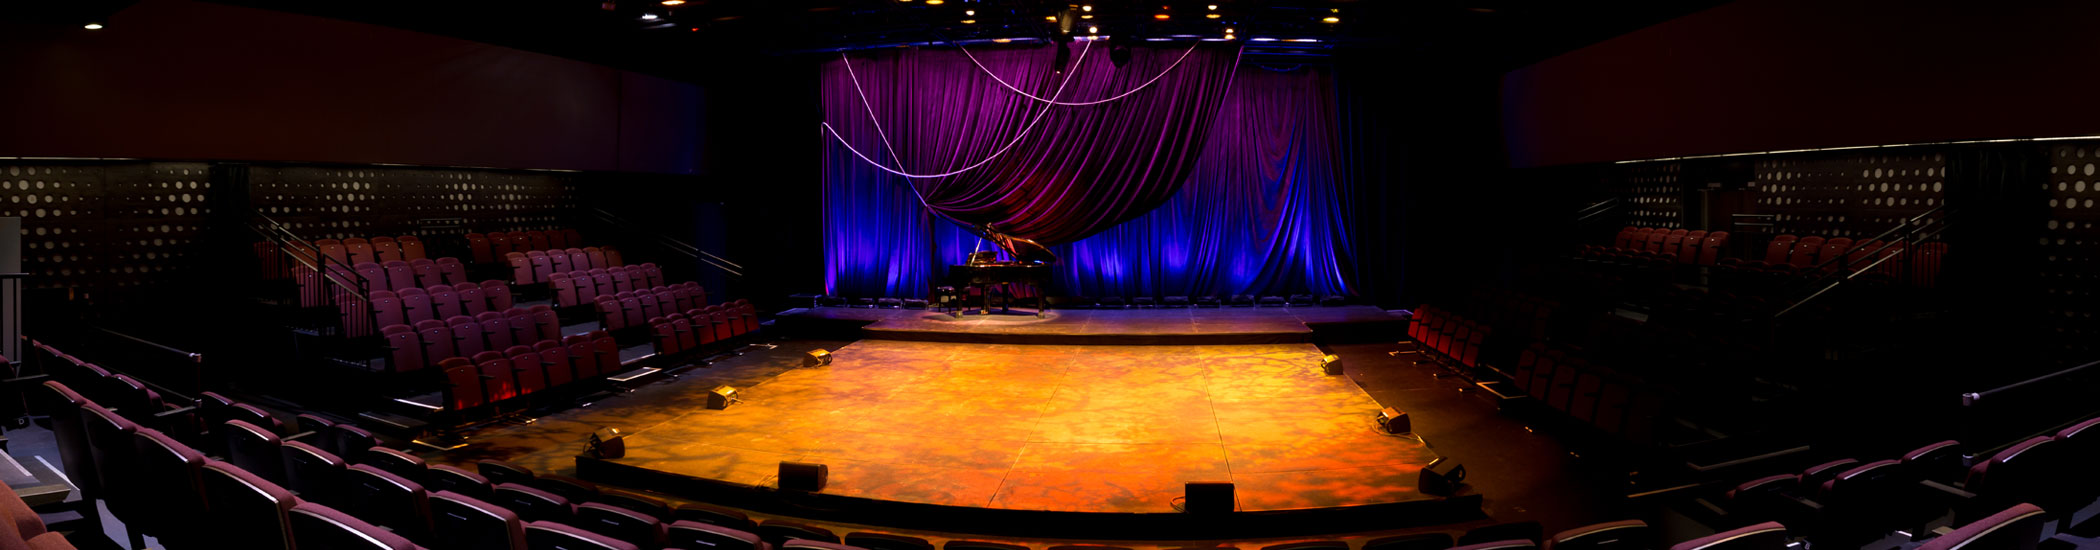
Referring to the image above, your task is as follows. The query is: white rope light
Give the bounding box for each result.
[823,41,1094,179]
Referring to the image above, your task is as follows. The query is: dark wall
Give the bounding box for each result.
[1503,0,2100,167]
[0,0,701,174]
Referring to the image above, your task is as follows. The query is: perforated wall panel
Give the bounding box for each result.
[2043,144,2100,356]
[1750,152,1944,238]
[1616,163,1683,228]
[0,161,212,298]
[251,166,577,242]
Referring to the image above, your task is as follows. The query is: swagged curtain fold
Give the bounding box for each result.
[822,44,1357,299]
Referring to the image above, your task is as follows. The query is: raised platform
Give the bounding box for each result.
[575,338,1467,537]
[775,305,1406,345]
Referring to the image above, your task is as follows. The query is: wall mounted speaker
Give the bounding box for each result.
[1379,407,1410,434]
[586,427,625,459]
[779,461,828,492]
[707,386,739,410]
[1320,354,1344,375]
[1420,457,1467,496]
[806,349,833,367]
[1184,481,1235,513]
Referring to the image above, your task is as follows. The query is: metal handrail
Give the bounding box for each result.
[586,207,745,278]
[1772,207,1947,318]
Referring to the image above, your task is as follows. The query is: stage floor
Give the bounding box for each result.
[599,339,1441,513]
[781,305,1404,345]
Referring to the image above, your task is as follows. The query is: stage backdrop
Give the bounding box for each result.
[822,45,1357,300]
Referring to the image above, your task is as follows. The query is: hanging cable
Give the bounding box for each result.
[822,40,1094,180]
[954,40,1202,106]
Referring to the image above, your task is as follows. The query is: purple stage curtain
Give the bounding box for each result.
[823,46,1357,299]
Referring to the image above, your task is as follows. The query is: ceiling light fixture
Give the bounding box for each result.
[661,0,685,5]
[961,19,976,23]
[965,9,974,16]
[1045,15,1058,21]
[1081,14,1092,19]
[1081,5,1092,11]
[641,13,659,20]
[993,38,1012,43]
[1250,37,1277,41]
[83,22,104,30]
[1088,25,1099,33]
[926,0,944,4]
[1154,13,1169,20]
[1206,13,1220,19]
[1208,4,1218,9]
[1322,16,1339,23]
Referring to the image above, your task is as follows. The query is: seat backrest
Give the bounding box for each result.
[431,284,464,319]
[223,418,287,484]
[329,424,380,461]
[430,464,493,500]
[37,382,97,495]
[361,447,429,485]
[1545,520,1650,550]
[281,440,348,507]
[484,280,514,310]
[477,460,537,486]
[1665,522,1785,550]
[489,232,513,258]
[1762,239,1793,264]
[131,428,209,535]
[1917,503,2046,550]
[1789,236,1825,266]
[846,532,935,550]
[431,490,528,550]
[384,260,416,291]
[345,464,433,541]
[290,501,419,550]
[400,235,427,261]
[577,502,665,549]
[759,520,840,546]
[492,482,574,524]
[526,521,640,550]
[674,503,755,533]
[468,233,493,264]
[671,520,765,550]
[202,460,299,550]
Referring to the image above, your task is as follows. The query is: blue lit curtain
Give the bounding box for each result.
[823,48,1357,299]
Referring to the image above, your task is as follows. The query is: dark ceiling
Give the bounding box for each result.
[98,0,1726,82]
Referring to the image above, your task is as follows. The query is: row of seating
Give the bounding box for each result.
[353,257,473,294]
[467,228,585,264]
[431,331,626,415]
[370,282,520,332]
[1408,306,1493,374]
[1613,227,1733,266]
[506,248,629,286]
[306,235,433,266]
[647,301,760,358]
[0,485,75,549]
[1757,235,1946,287]
[377,305,561,373]
[594,283,720,331]
[551,265,675,308]
[1716,418,2100,550]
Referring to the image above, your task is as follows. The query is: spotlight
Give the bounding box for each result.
[1045,15,1058,21]
[965,9,974,15]
[585,427,626,459]
[83,22,104,30]
[961,19,976,23]
[1419,457,1468,496]
[1082,4,1092,11]
[805,349,833,367]
[1378,407,1411,434]
[662,0,685,4]
[927,0,944,4]
[1154,13,1169,20]
[993,38,1012,43]
[707,385,741,409]
[1320,354,1343,375]
[1322,16,1340,23]
[1206,13,1220,19]
[1081,14,1093,19]
[1088,25,1098,34]
[641,13,659,20]
[1207,4,1218,9]
[779,461,829,491]
[1250,37,1278,41]
[1224,27,1234,33]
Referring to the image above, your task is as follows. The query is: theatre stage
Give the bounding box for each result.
[587,338,1442,514]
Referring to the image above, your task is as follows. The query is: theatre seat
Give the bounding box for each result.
[1365,533,1455,550]
[787,540,873,550]
[344,464,433,542]
[478,459,537,486]
[493,482,576,524]
[131,428,209,547]
[224,419,288,484]
[432,490,528,550]
[846,532,934,550]
[577,502,666,549]
[527,520,640,550]
[282,440,348,506]
[430,464,493,499]
[670,521,765,550]
[289,501,419,550]
[1918,503,2046,550]
[596,489,672,520]
[947,542,1029,550]
[202,460,300,550]
[329,424,381,461]
[486,280,515,310]
[759,520,840,546]
[1666,522,1786,550]
[529,474,600,504]
[1450,543,1537,550]
[361,446,430,485]
[1545,520,1650,550]
[674,502,755,532]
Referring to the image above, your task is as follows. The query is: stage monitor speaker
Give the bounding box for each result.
[779,461,828,492]
[1379,407,1410,434]
[1419,457,1467,496]
[585,427,625,459]
[1320,354,1344,375]
[1184,481,1234,513]
[707,385,740,410]
[806,349,833,367]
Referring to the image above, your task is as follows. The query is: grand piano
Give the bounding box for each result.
[947,225,1055,315]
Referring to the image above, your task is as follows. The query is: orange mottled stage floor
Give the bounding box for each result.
[597,339,1441,513]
